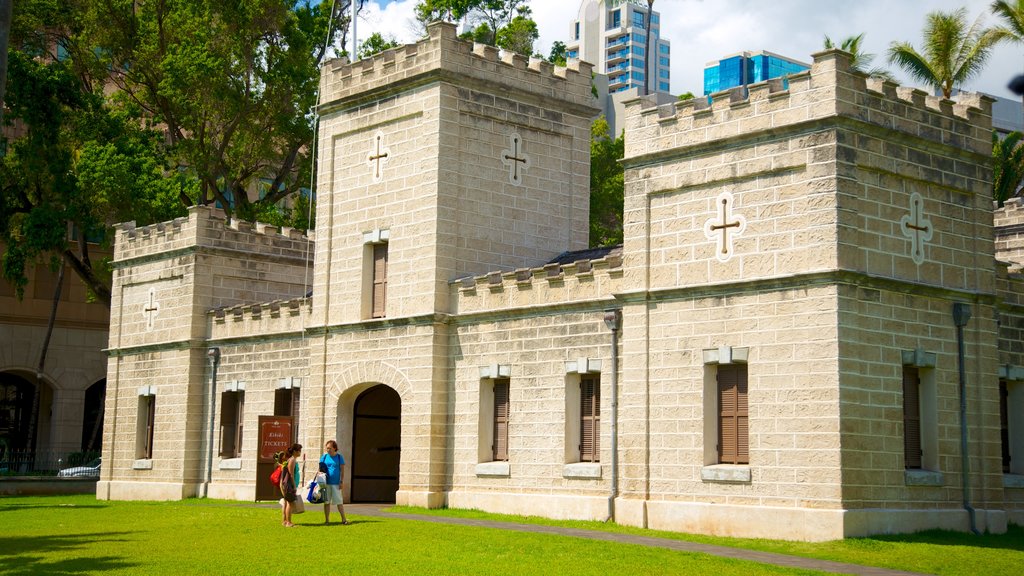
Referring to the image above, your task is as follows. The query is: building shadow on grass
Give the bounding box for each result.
[296,519,378,528]
[0,503,109,513]
[0,532,137,575]
[867,525,1024,552]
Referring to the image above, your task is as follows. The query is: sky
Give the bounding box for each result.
[352,0,1022,100]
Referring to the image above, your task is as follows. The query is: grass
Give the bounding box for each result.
[0,495,1020,575]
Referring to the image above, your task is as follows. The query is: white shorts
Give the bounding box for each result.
[324,484,343,505]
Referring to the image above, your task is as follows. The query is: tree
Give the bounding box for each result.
[495,8,538,56]
[678,92,695,101]
[994,131,1024,206]
[823,33,896,81]
[589,116,624,247]
[358,32,400,60]
[547,40,568,66]
[416,0,537,55]
[887,8,996,99]
[0,0,12,127]
[79,0,352,221]
[990,1,1024,112]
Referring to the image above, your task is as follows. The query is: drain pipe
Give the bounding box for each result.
[603,309,622,522]
[952,303,980,535]
[204,347,221,498]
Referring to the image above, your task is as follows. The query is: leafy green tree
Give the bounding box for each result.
[417,0,536,54]
[547,40,568,66]
[887,8,996,98]
[0,49,188,307]
[495,8,538,56]
[994,131,1024,206]
[358,32,401,60]
[990,1,1024,44]
[79,0,351,220]
[824,33,896,81]
[677,91,695,101]
[589,116,624,247]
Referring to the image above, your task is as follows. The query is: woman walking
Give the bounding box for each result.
[280,443,302,527]
[320,440,349,525]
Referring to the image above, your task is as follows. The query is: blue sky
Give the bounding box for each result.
[357,0,1020,99]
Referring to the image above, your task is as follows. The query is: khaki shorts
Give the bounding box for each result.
[324,484,343,504]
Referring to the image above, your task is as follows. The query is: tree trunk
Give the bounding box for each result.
[644,1,655,95]
[25,264,64,463]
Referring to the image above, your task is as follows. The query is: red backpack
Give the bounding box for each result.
[269,464,283,485]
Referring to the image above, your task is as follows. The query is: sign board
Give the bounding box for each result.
[258,416,292,463]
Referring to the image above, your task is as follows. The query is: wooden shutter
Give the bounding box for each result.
[493,379,509,462]
[145,396,156,459]
[290,389,301,444]
[219,391,244,459]
[1001,380,1011,474]
[372,243,388,318]
[274,388,300,444]
[580,375,600,462]
[903,367,922,469]
[718,365,748,465]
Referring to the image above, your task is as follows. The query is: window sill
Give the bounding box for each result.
[218,458,242,470]
[701,464,751,483]
[905,469,943,486]
[1004,474,1024,489]
[132,459,153,470]
[563,463,602,479]
[475,462,510,477]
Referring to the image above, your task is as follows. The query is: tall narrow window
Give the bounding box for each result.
[718,364,748,465]
[580,375,600,463]
[493,378,510,462]
[136,394,156,460]
[220,390,244,459]
[275,387,300,444]
[903,367,923,469]
[372,243,388,318]
[1001,380,1011,474]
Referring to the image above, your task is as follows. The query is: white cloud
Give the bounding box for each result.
[359,0,1021,98]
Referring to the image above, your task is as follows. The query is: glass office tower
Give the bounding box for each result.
[703,51,809,95]
[568,0,672,94]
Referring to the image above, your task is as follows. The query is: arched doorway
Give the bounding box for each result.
[0,373,39,466]
[351,384,401,503]
[81,379,106,453]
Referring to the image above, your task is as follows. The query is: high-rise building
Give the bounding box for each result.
[703,51,809,95]
[567,0,671,95]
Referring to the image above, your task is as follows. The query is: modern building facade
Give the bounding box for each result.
[98,26,1024,541]
[568,0,671,94]
[703,50,808,95]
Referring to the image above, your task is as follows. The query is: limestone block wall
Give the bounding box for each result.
[995,198,1024,272]
[313,22,597,325]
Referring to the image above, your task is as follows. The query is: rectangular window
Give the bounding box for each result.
[219,390,244,459]
[631,57,644,68]
[631,71,644,81]
[903,367,923,469]
[574,22,580,40]
[372,243,388,318]
[659,82,670,92]
[631,45,645,56]
[493,378,510,462]
[275,387,300,444]
[659,44,670,55]
[1002,380,1011,474]
[632,33,646,44]
[632,10,645,29]
[718,364,748,465]
[580,375,600,462]
[659,69,670,79]
[136,394,156,460]
[651,13,660,24]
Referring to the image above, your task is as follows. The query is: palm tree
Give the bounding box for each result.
[887,8,996,99]
[990,1,1024,112]
[644,0,655,95]
[994,131,1024,206]
[823,33,896,81]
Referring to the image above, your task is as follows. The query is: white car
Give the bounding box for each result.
[57,457,101,478]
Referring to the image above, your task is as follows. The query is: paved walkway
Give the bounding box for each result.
[342,504,929,576]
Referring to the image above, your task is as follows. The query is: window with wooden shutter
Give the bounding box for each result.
[141,395,156,459]
[493,379,510,462]
[717,364,748,465]
[903,367,922,469]
[580,375,600,462]
[372,243,388,318]
[274,388,300,444]
[219,391,244,459]
[1001,380,1011,474]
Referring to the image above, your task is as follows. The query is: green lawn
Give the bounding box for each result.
[0,495,1020,575]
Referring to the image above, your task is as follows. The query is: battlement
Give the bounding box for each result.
[113,205,311,264]
[452,250,624,315]
[319,21,596,113]
[208,297,312,341]
[623,49,994,160]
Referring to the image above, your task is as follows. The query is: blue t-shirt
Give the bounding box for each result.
[320,452,345,485]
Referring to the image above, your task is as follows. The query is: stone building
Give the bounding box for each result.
[98,22,1024,541]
